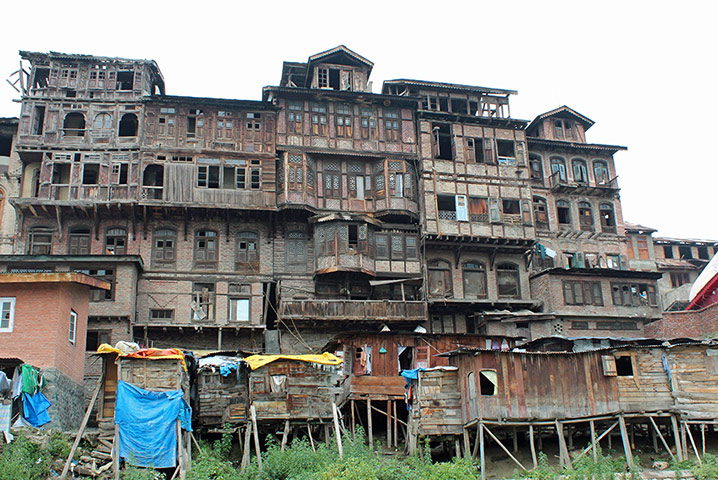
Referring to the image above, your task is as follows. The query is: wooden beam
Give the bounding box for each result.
[307,423,315,452]
[113,423,120,480]
[281,420,290,452]
[60,373,104,479]
[250,405,262,471]
[370,403,407,427]
[671,415,684,461]
[240,424,252,473]
[618,415,633,467]
[479,423,486,480]
[351,400,356,439]
[386,400,392,450]
[367,399,373,449]
[483,424,526,471]
[685,422,702,465]
[332,403,344,459]
[555,420,570,468]
[590,420,597,461]
[529,424,537,469]
[648,416,675,460]
[571,421,618,466]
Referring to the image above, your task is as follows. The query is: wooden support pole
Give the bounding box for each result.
[241,423,252,473]
[681,421,688,460]
[367,399,373,449]
[61,374,104,479]
[191,433,203,456]
[671,415,684,461]
[472,423,480,458]
[479,423,486,480]
[571,421,618,466]
[629,422,635,450]
[250,405,262,471]
[177,419,186,480]
[555,420,570,468]
[113,423,120,480]
[512,426,519,453]
[281,420,290,452]
[701,423,706,458]
[529,424,537,469]
[483,424,527,471]
[537,425,543,450]
[685,422,702,465]
[590,420,597,461]
[650,421,658,453]
[455,437,461,459]
[351,400,356,438]
[386,400,392,450]
[332,403,344,459]
[567,424,573,450]
[648,417,674,460]
[463,428,471,460]
[393,400,398,449]
[618,415,634,467]
[307,423,315,452]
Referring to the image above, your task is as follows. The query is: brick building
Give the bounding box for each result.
[1,46,669,364]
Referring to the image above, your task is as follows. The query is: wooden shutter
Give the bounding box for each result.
[415,346,431,369]
[602,355,617,376]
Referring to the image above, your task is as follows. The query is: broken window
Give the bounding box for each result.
[422,95,439,111]
[496,140,515,165]
[142,165,164,199]
[384,109,400,142]
[698,246,709,260]
[236,231,258,270]
[606,254,622,269]
[497,263,520,298]
[192,282,215,321]
[317,67,329,88]
[578,201,594,231]
[68,227,91,255]
[197,165,220,189]
[428,260,452,298]
[550,157,567,183]
[615,355,634,376]
[572,159,588,184]
[63,112,86,137]
[593,160,609,185]
[432,123,452,159]
[105,227,127,255]
[529,154,543,182]
[469,197,489,223]
[28,227,53,255]
[51,163,71,185]
[116,71,134,90]
[287,101,303,133]
[32,106,46,135]
[360,108,376,139]
[152,228,176,269]
[246,112,261,131]
[398,346,414,372]
[437,195,456,220]
[599,203,616,233]
[194,230,218,269]
[82,163,100,185]
[556,200,571,226]
[670,272,690,287]
[533,196,549,229]
[554,119,574,140]
[118,113,138,137]
[678,246,692,259]
[463,262,487,299]
[32,68,50,89]
[310,103,327,135]
[502,198,521,216]
[479,370,497,396]
[450,97,468,114]
[431,314,456,334]
[353,346,372,375]
[611,283,657,307]
[465,138,485,163]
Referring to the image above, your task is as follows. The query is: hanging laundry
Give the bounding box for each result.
[23,392,52,427]
[0,404,12,443]
[11,367,22,399]
[0,371,10,396]
[21,364,43,395]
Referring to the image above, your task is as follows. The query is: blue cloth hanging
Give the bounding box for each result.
[23,392,52,427]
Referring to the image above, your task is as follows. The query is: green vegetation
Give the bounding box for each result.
[516,447,639,480]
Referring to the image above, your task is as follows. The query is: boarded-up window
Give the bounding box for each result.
[479,370,497,396]
[415,346,430,369]
[602,355,617,376]
[706,350,718,374]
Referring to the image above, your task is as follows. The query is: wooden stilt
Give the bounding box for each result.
[483,424,527,471]
[351,400,356,438]
[61,374,104,479]
[241,423,252,473]
[479,423,486,480]
[671,415,684,461]
[571,421,618,466]
[650,421,658,453]
[472,423,480,458]
[537,426,543,450]
[555,420,570,468]
[332,403,344,459]
[618,415,633,467]
[567,424,573,450]
[681,420,688,461]
[177,419,185,480]
[367,399,373,449]
[685,423,702,464]
[281,420,290,452]
[629,422,635,450]
[455,437,461,458]
[529,424,537,469]
[386,400,392,450]
[250,405,262,471]
[513,426,519,453]
[307,423,316,452]
[463,428,471,460]
[649,416,674,460]
[113,423,120,480]
[393,400,398,449]
[701,423,706,458]
[590,420,597,461]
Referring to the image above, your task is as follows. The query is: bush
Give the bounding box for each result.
[0,433,52,480]
[121,466,166,480]
[692,453,718,480]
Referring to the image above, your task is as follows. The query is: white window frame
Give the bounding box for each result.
[229,297,250,322]
[69,309,78,344]
[0,298,16,332]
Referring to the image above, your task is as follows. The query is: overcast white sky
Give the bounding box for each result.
[1,1,715,240]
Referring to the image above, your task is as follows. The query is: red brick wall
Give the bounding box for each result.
[644,302,718,339]
[0,282,89,383]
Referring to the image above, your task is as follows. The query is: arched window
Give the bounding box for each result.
[556,199,571,225]
[105,227,127,255]
[428,260,453,298]
[118,113,138,137]
[550,157,567,182]
[152,228,176,269]
[286,231,307,271]
[92,113,112,137]
[462,261,487,299]
[63,112,86,137]
[578,201,594,231]
[572,159,588,184]
[600,203,616,233]
[593,160,609,185]
[497,263,520,298]
[236,231,259,271]
[28,226,53,255]
[533,196,548,230]
[194,230,218,269]
[68,227,91,255]
[529,154,543,182]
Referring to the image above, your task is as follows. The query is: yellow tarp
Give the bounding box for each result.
[96,344,186,370]
[244,352,343,370]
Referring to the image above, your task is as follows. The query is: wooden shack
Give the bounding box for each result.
[196,354,248,428]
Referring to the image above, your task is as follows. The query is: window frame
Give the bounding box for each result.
[236,231,259,271]
[194,229,219,269]
[496,262,521,299]
[28,227,53,255]
[0,297,16,332]
[152,228,177,269]
[69,309,78,344]
[104,227,127,255]
[428,260,453,298]
[550,157,567,182]
[463,261,488,299]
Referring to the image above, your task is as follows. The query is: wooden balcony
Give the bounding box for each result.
[549,171,620,196]
[279,299,427,323]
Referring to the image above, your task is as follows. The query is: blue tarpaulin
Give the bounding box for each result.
[400,369,421,382]
[115,380,192,468]
[23,392,51,427]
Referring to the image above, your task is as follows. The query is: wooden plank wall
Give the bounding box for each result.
[197,371,248,426]
[616,348,673,413]
[669,345,718,419]
[413,370,463,435]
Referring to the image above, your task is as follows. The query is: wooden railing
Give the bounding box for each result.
[280,299,427,322]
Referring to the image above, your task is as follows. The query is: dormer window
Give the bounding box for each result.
[316,66,353,90]
[554,119,574,140]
